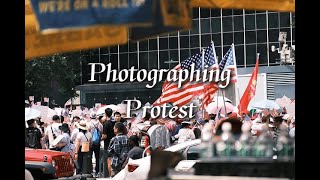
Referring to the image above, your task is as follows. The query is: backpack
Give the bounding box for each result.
[26,129,38,148]
[92,123,101,145]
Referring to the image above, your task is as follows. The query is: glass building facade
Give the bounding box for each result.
[77,8,295,107]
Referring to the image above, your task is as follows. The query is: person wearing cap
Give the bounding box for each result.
[88,112,103,177]
[44,115,62,149]
[174,120,195,144]
[74,120,92,174]
[53,123,71,153]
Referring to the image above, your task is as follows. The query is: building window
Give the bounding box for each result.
[257,30,267,43]
[212,33,221,46]
[190,35,200,48]
[159,51,169,69]
[223,33,233,46]
[180,36,190,49]
[169,37,178,49]
[257,44,268,65]
[100,54,110,64]
[222,9,232,16]
[280,12,290,27]
[256,13,267,29]
[211,9,221,17]
[129,52,138,68]
[110,45,118,53]
[245,31,256,44]
[268,13,279,29]
[139,40,148,52]
[180,49,190,61]
[245,44,257,65]
[110,54,119,70]
[179,30,189,36]
[149,51,158,69]
[149,39,157,51]
[159,37,168,50]
[139,52,149,70]
[235,45,244,66]
[211,17,221,33]
[119,44,128,53]
[191,19,199,34]
[119,53,128,70]
[233,15,244,31]
[201,18,211,34]
[222,16,233,32]
[233,9,243,16]
[201,8,211,18]
[268,29,280,43]
[170,50,178,61]
[245,15,255,30]
[234,31,244,45]
[202,34,212,47]
[129,41,137,52]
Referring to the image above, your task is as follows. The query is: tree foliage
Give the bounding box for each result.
[25,52,81,106]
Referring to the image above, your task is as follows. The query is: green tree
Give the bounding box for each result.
[25,52,81,106]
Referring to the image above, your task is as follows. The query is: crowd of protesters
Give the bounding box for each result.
[25,103,295,178]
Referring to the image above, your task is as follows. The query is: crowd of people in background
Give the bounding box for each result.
[25,104,295,178]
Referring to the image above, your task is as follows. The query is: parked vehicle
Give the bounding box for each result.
[112,139,202,180]
[25,148,94,179]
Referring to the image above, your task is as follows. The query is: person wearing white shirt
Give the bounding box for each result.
[174,121,195,144]
[44,115,62,149]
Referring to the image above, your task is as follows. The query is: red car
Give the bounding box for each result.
[25,148,75,179]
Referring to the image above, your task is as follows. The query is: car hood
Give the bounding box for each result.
[25,148,67,162]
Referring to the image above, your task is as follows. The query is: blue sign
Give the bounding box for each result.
[30,0,154,30]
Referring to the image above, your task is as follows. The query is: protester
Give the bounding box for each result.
[88,112,103,177]
[289,117,295,138]
[107,122,129,177]
[44,115,62,150]
[174,121,196,143]
[102,108,116,177]
[53,123,72,153]
[26,119,43,149]
[74,120,92,174]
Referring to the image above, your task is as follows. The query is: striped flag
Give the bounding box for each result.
[154,43,218,107]
[219,43,238,83]
[199,41,220,110]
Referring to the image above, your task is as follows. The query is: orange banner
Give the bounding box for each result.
[25,13,128,60]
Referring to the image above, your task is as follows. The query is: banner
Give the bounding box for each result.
[130,0,192,41]
[25,12,128,59]
[190,0,295,12]
[29,0,154,31]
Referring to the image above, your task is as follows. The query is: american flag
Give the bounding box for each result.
[153,52,205,107]
[154,42,221,107]
[199,42,219,110]
[219,44,237,83]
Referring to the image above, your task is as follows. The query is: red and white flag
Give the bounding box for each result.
[238,54,259,114]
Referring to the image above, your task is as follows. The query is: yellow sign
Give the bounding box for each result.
[25,12,128,59]
[190,0,295,12]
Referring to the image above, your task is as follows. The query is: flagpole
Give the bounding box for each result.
[201,48,205,119]
[222,89,228,116]
[232,43,239,106]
